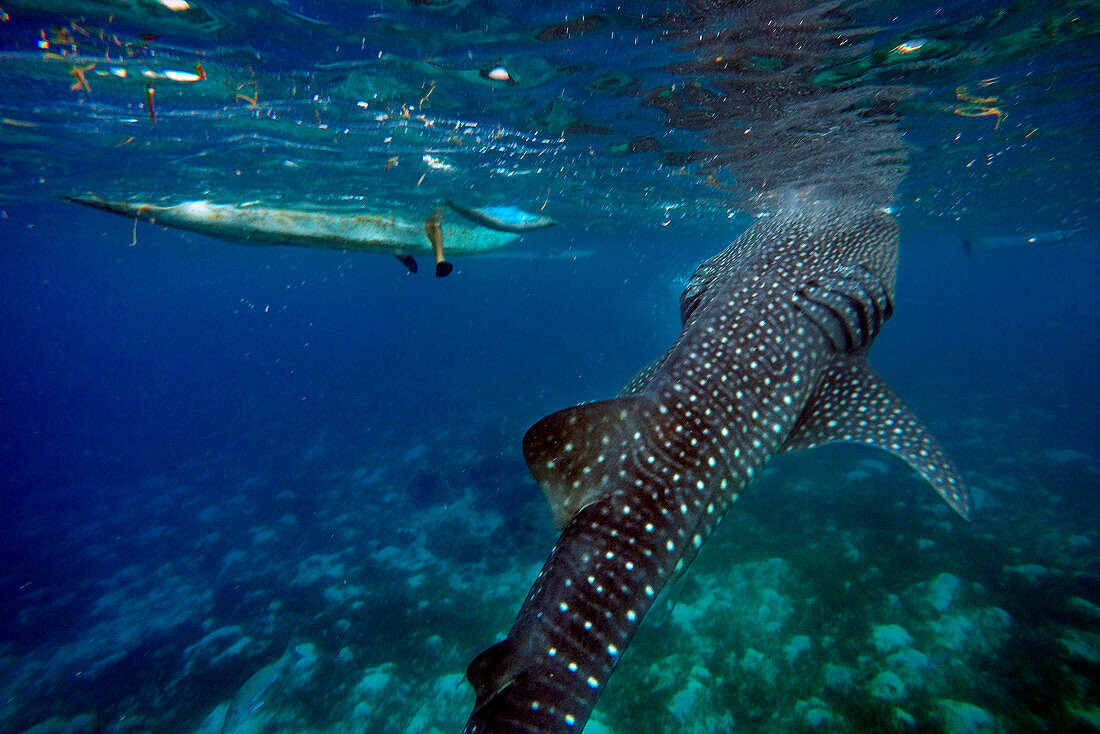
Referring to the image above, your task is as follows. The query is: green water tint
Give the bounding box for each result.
[814,2,1098,86]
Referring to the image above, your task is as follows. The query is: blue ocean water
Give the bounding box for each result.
[1,2,1098,733]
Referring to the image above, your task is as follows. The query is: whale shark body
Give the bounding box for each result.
[463,204,970,733]
[461,0,974,726]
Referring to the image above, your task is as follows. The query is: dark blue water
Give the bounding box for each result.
[3,199,1097,734]
[1,1,1098,733]
[5,203,1093,500]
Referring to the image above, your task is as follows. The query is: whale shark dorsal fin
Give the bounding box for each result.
[783,355,972,520]
[523,397,641,528]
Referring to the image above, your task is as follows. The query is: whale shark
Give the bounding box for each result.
[461,0,975,726]
[463,203,970,733]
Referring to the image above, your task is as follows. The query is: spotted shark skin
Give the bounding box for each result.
[463,204,970,733]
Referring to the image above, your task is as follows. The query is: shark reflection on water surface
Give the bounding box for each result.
[462,0,972,732]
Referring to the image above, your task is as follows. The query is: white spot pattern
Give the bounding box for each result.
[465,207,969,734]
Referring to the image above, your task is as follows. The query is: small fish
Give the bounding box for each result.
[217,644,306,734]
[445,200,556,233]
[963,229,1077,256]
[220,661,283,733]
[463,204,969,733]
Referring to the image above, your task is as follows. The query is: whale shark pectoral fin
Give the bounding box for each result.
[523,397,642,529]
[783,355,972,520]
[467,637,524,711]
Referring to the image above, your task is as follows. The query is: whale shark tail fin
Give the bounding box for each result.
[783,354,972,520]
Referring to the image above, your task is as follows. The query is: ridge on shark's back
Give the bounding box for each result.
[463,203,971,733]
